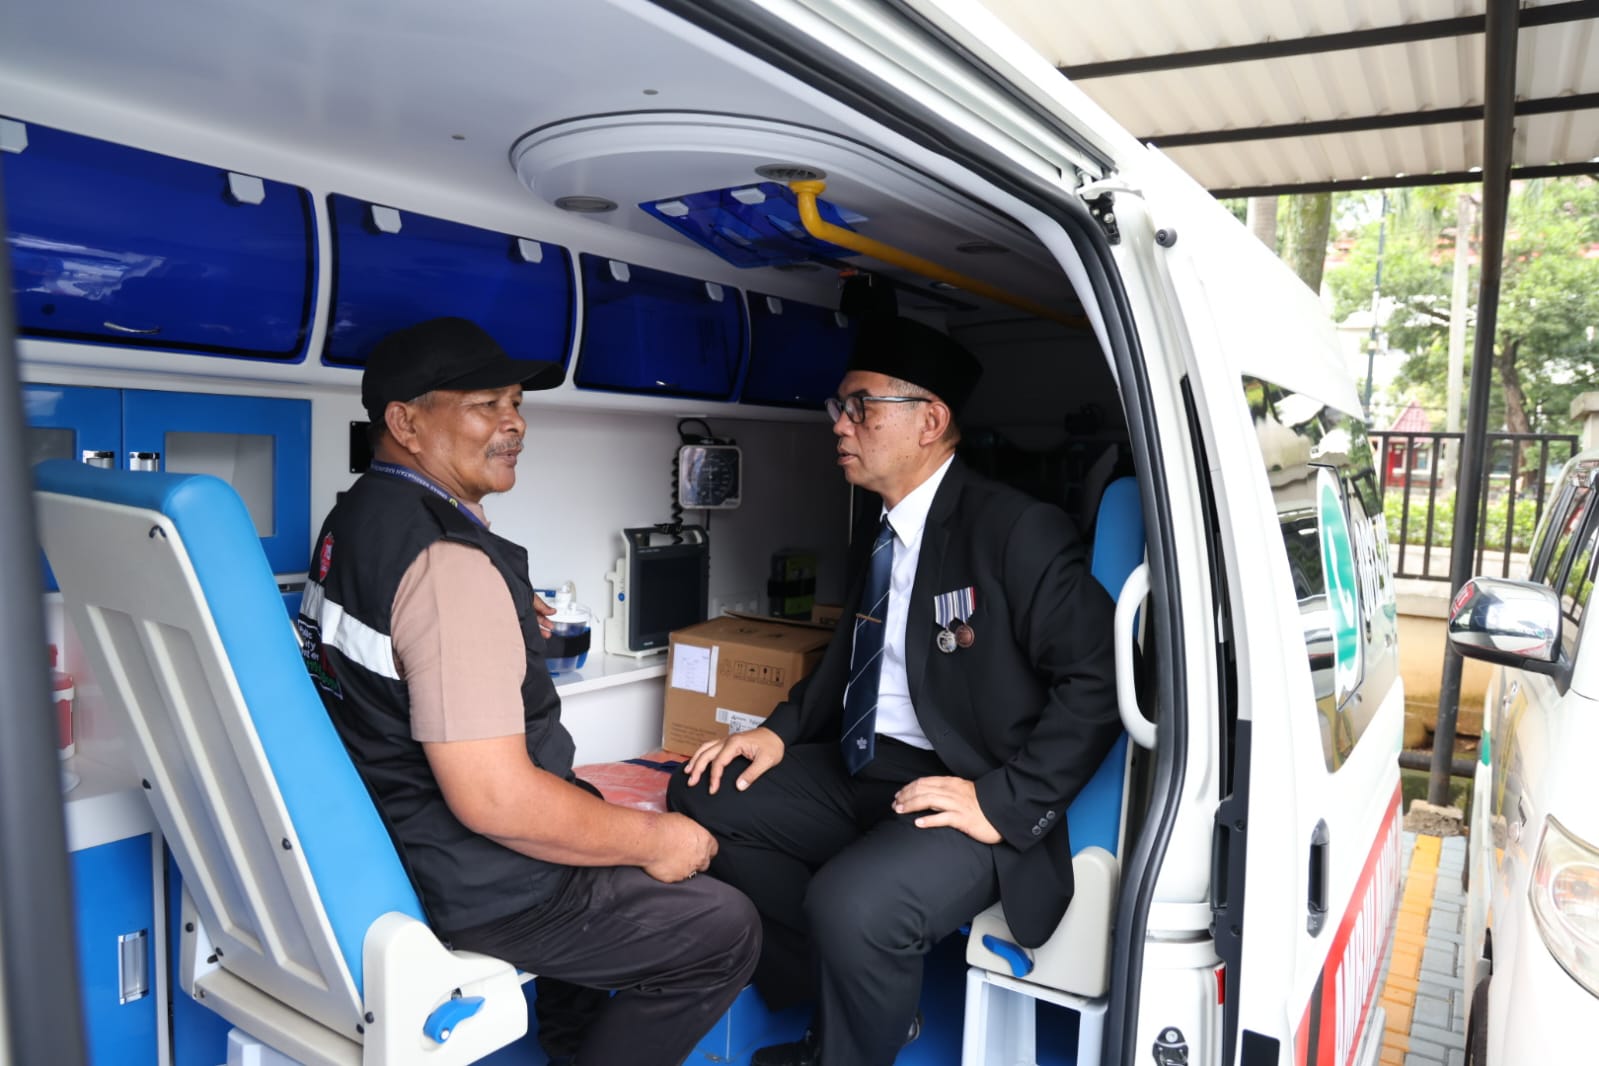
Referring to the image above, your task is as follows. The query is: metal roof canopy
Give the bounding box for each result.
[988,0,1578,811]
[984,0,1599,197]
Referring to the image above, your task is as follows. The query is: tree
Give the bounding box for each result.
[1280,192,1332,293]
[1328,178,1599,437]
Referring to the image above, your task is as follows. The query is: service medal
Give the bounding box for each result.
[936,627,957,654]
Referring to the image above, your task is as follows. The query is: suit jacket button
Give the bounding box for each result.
[1031,825,1042,836]
[1046,810,1056,821]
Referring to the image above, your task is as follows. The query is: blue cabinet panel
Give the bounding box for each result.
[24,384,122,591]
[575,255,747,400]
[122,390,312,574]
[3,120,314,359]
[324,195,574,372]
[166,851,233,1066]
[72,834,158,1066]
[743,294,856,410]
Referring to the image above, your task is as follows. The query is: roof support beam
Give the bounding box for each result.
[1210,161,1599,200]
[1434,0,1521,808]
[1144,92,1599,148]
[1059,0,1598,79]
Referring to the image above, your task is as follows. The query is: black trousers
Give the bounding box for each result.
[446,864,760,1066]
[667,740,1000,1066]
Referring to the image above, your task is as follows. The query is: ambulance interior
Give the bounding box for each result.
[4,1,1161,1063]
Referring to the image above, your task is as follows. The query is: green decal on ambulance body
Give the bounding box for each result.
[1318,467,1363,707]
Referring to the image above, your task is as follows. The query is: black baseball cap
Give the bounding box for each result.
[361,317,564,423]
[846,315,983,415]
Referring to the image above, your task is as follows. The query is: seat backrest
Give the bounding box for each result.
[1064,476,1144,857]
[34,461,425,1035]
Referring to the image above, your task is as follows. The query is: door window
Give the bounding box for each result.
[1242,377,1398,770]
[1530,460,1599,585]
[1555,504,1598,661]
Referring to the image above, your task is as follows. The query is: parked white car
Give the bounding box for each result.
[1447,448,1599,1063]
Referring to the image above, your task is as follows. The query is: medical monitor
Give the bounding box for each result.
[605,525,710,656]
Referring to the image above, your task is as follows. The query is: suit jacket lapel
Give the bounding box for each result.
[906,459,965,709]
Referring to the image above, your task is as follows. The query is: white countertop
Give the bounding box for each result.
[551,651,668,696]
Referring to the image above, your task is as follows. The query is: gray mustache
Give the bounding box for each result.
[487,439,524,458]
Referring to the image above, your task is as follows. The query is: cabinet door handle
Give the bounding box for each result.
[103,321,161,335]
[118,929,149,1003]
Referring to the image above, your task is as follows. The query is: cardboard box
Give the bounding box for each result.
[810,603,844,627]
[661,614,834,756]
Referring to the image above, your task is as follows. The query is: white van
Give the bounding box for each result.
[1448,448,1599,1063]
[2,2,1404,1064]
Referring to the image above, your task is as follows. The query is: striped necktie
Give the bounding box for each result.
[841,516,895,774]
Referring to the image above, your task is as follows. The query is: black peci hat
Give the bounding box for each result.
[846,315,983,415]
[361,317,564,423]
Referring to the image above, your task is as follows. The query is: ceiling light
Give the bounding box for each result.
[755,163,826,183]
[555,195,618,214]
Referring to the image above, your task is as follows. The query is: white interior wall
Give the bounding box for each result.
[40,366,851,768]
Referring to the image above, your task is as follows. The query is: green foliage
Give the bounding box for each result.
[1383,490,1541,552]
[1327,179,1599,435]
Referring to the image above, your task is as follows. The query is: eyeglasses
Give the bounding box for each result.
[824,393,930,424]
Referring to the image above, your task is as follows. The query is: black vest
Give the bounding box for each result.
[298,470,576,932]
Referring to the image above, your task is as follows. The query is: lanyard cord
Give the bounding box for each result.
[367,461,488,529]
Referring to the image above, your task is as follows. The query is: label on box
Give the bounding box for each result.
[715,708,766,735]
[671,644,712,694]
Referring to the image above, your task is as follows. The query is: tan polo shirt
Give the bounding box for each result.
[390,539,527,742]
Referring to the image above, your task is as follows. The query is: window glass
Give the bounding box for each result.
[1243,377,1398,771]
[1530,481,1581,583]
[1536,460,1599,589]
[1557,507,1598,660]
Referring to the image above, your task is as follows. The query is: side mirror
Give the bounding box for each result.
[1447,576,1568,682]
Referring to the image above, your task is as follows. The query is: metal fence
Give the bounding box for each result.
[1374,430,1580,581]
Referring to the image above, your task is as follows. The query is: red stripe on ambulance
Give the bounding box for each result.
[1295,785,1403,1065]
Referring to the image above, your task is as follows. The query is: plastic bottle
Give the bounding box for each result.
[544,582,593,675]
[50,644,75,759]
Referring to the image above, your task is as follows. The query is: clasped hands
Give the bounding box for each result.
[683,727,1002,845]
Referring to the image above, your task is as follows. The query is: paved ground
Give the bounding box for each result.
[1379,833,1469,1066]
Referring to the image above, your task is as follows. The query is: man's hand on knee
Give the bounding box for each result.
[643,812,719,882]
[682,727,785,794]
[893,776,1003,844]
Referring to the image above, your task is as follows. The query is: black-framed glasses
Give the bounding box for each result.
[824,393,930,424]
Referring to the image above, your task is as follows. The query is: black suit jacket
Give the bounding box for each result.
[761,457,1123,947]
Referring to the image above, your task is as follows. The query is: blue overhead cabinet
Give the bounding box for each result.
[743,294,856,410]
[323,195,574,372]
[1,118,314,359]
[639,182,864,269]
[575,255,747,400]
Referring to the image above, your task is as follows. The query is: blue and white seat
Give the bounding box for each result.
[962,476,1150,1066]
[35,460,527,1066]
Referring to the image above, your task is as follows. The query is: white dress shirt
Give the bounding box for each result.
[873,455,954,749]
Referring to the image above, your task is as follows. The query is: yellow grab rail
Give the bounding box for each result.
[788,180,1085,328]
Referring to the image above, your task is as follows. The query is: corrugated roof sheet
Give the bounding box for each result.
[980,0,1599,193]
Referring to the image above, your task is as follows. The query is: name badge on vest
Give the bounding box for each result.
[933,586,977,654]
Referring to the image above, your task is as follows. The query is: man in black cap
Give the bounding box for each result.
[668,316,1122,1065]
[299,317,759,1066]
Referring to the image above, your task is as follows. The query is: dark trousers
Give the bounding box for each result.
[667,740,1000,1066]
[446,865,760,1066]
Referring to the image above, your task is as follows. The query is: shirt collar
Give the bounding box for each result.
[883,455,954,551]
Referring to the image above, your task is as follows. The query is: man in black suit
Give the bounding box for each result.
[666,317,1122,1065]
